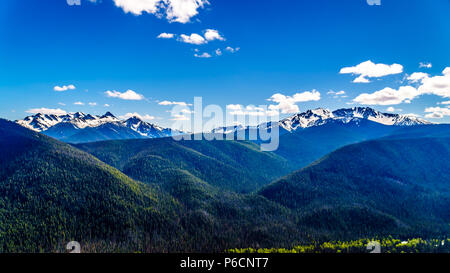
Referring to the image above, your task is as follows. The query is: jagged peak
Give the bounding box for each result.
[279,106,430,130]
[101,111,116,119]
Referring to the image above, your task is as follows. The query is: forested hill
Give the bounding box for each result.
[0,119,303,252]
[75,138,294,193]
[260,137,450,239]
[0,119,181,252]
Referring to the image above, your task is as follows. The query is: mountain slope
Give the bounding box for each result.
[215,107,431,169]
[260,137,450,239]
[1,120,309,252]
[0,119,180,252]
[76,138,294,193]
[273,119,400,167]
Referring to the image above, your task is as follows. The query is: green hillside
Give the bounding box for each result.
[260,137,450,240]
[0,120,303,252]
[76,138,294,193]
[3,118,450,252]
[0,119,182,252]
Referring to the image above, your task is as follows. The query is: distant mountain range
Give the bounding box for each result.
[211,107,431,135]
[278,107,431,131]
[15,107,431,144]
[16,112,180,143]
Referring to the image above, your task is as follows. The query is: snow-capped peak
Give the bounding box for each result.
[16,111,180,139]
[332,107,431,126]
[278,107,431,131]
[279,108,334,131]
[16,112,121,132]
[121,116,167,137]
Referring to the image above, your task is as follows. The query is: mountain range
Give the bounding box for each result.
[16,112,180,143]
[2,106,450,253]
[1,117,449,252]
[277,107,431,131]
[211,107,430,136]
[16,107,431,144]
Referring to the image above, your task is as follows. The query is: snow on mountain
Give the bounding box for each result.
[16,112,178,138]
[278,108,334,131]
[17,112,120,132]
[17,107,431,141]
[276,107,431,131]
[121,116,176,138]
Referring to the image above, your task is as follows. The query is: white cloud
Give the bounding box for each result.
[113,0,209,23]
[407,72,429,83]
[353,86,419,105]
[180,109,194,114]
[424,107,450,119]
[178,33,206,45]
[169,30,226,48]
[340,60,403,83]
[157,32,175,39]
[227,105,278,117]
[165,0,209,23]
[328,90,346,98]
[404,113,421,118]
[105,89,145,100]
[386,106,402,112]
[444,67,450,75]
[194,52,212,58]
[204,29,225,41]
[440,101,450,105]
[119,112,155,121]
[88,102,97,106]
[353,67,450,105]
[419,62,432,69]
[159,100,192,106]
[386,107,395,112]
[74,101,85,105]
[267,90,321,114]
[26,108,67,115]
[226,104,242,111]
[171,114,190,121]
[104,104,111,107]
[54,84,76,92]
[58,102,66,106]
[353,75,371,83]
[417,67,450,98]
[225,46,240,53]
[215,49,222,56]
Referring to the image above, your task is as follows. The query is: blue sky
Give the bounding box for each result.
[0,0,449,128]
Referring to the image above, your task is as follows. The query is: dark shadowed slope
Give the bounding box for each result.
[272,119,399,167]
[260,137,450,240]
